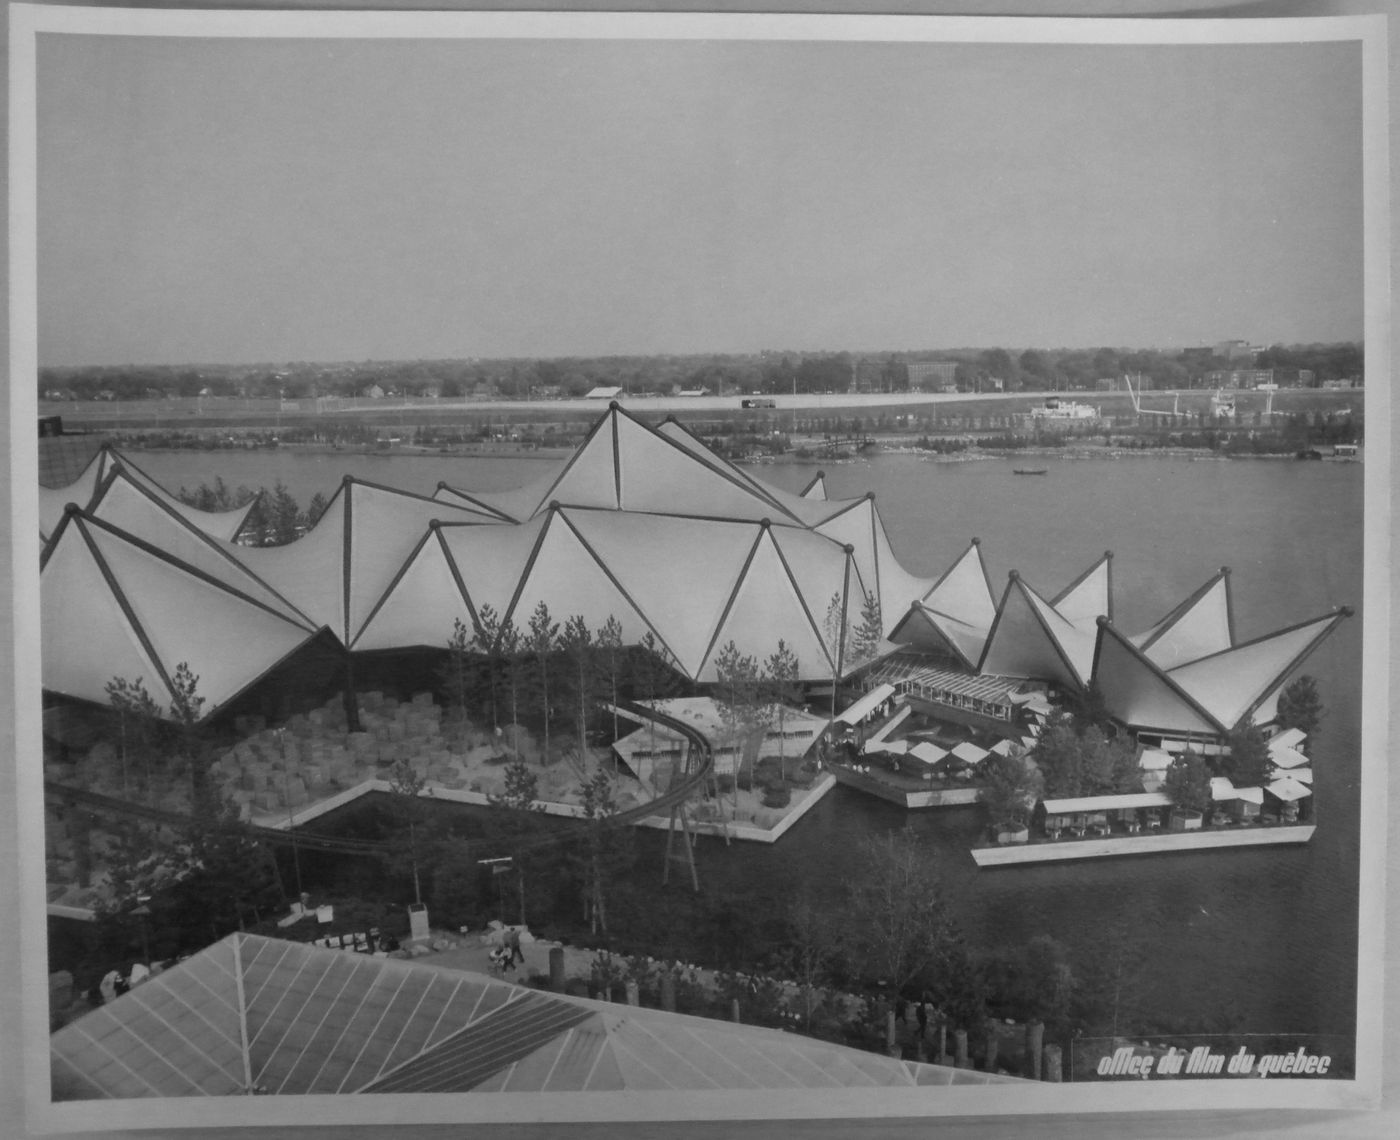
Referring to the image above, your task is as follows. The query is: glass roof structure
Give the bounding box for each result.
[51,933,1024,1099]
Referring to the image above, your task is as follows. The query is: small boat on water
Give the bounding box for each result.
[1012,468,1048,476]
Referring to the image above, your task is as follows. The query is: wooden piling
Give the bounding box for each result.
[660,971,676,1012]
[1026,1021,1044,1080]
[954,1028,969,1068]
[625,979,640,1007]
[1044,1044,1063,1082]
[548,946,565,993]
[983,1021,999,1073]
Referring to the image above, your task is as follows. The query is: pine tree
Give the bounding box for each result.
[595,615,626,749]
[574,769,632,935]
[498,614,523,741]
[1223,723,1272,788]
[763,640,801,781]
[104,675,161,798]
[525,601,560,763]
[1276,675,1324,738]
[385,758,431,907]
[821,591,848,720]
[167,663,207,807]
[559,615,594,769]
[438,617,473,724]
[850,590,883,666]
[713,641,765,809]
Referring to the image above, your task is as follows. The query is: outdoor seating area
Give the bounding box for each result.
[1038,793,1174,843]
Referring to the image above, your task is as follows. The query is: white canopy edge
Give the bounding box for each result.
[835,683,897,725]
[1042,791,1173,814]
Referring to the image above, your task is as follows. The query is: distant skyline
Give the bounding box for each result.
[35,32,1364,368]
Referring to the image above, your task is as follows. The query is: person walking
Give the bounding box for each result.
[506,927,525,966]
[916,992,931,1041]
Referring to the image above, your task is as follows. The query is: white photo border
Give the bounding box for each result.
[5,3,1390,1132]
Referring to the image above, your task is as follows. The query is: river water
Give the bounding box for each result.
[128,446,1365,1044]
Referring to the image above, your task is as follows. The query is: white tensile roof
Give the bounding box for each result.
[922,540,998,633]
[1210,776,1264,804]
[41,510,323,717]
[1267,776,1313,802]
[908,742,949,765]
[1132,568,1234,670]
[1268,745,1311,770]
[41,446,256,546]
[1269,727,1308,752]
[39,406,1349,729]
[1052,551,1113,631]
[979,574,1096,690]
[950,741,990,764]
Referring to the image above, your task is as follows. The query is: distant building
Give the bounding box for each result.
[585,386,624,400]
[1205,368,1273,390]
[907,361,959,390]
[1214,339,1262,362]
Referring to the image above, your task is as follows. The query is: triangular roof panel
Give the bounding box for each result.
[922,540,997,632]
[566,510,759,676]
[1137,569,1234,670]
[889,603,987,671]
[234,486,350,635]
[41,516,174,710]
[438,515,550,627]
[978,576,1092,689]
[353,527,476,652]
[109,448,256,543]
[1092,621,1226,736]
[702,529,833,680]
[508,511,657,642]
[83,522,319,716]
[1052,551,1113,630]
[88,471,312,627]
[1167,611,1349,731]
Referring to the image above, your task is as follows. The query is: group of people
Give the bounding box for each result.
[94,961,157,1004]
[488,927,526,977]
[893,991,940,1042]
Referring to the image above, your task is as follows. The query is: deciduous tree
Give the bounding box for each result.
[841,826,956,992]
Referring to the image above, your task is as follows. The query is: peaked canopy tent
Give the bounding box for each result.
[50,933,1021,1099]
[978,572,1097,691]
[1089,608,1351,739]
[357,505,870,682]
[41,509,326,720]
[40,445,257,547]
[431,405,934,640]
[1129,567,1235,669]
[232,477,504,646]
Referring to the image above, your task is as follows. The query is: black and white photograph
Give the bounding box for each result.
[3,3,1391,1133]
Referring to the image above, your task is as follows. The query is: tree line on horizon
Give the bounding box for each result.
[39,341,1363,403]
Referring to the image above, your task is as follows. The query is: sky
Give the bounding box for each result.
[33,30,1364,367]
